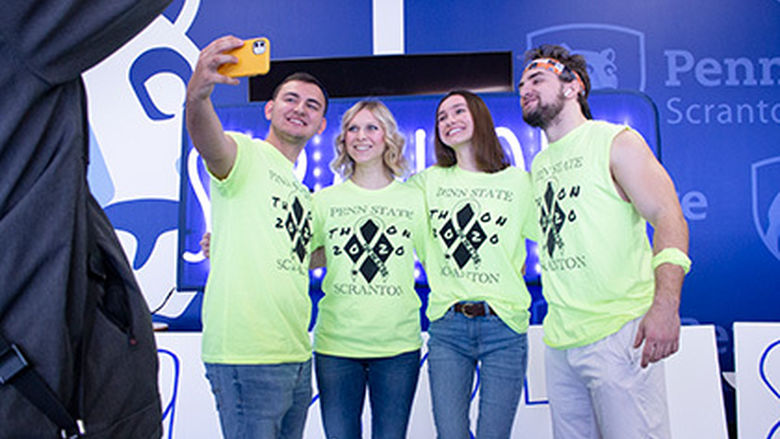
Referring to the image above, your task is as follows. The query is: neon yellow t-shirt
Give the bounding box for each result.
[410,165,536,334]
[531,120,655,349]
[202,132,313,364]
[311,180,427,358]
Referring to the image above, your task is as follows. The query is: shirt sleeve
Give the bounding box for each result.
[311,191,326,250]
[406,170,425,192]
[411,185,430,267]
[518,171,541,242]
[208,132,249,197]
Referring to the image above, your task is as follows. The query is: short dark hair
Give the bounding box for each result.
[524,44,592,119]
[271,72,329,115]
[434,90,510,173]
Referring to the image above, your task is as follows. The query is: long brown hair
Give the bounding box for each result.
[434,90,509,173]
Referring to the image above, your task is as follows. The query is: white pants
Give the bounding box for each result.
[545,317,671,439]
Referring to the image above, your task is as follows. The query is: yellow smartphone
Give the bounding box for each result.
[218,37,270,77]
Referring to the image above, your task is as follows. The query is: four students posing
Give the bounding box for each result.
[192,36,689,439]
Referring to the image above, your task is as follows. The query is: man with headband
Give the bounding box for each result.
[518,44,690,438]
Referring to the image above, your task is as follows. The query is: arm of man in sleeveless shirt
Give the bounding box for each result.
[609,129,690,368]
[185,35,244,179]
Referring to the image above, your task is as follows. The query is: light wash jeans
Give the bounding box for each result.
[205,359,312,439]
[427,305,528,439]
[314,350,420,439]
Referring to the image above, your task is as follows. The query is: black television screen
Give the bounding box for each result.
[249,52,514,100]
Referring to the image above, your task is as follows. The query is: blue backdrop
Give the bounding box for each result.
[128,0,779,431]
[167,0,780,355]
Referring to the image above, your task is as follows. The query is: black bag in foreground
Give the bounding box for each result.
[1,197,163,439]
[0,0,172,437]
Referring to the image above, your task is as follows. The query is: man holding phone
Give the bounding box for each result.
[186,35,328,438]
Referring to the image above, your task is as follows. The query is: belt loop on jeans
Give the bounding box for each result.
[452,301,495,318]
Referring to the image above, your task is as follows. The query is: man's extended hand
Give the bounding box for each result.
[186,35,243,102]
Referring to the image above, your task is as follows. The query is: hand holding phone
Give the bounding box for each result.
[218,37,270,77]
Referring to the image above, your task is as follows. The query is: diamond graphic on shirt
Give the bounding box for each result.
[285,213,298,240]
[372,233,393,261]
[285,196,311,263]
[345,235,365,263]
[345,219,394,283]
[440,203,486,269]
[540,180,572,258]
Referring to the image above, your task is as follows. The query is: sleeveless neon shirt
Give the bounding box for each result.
[531,120,655,349]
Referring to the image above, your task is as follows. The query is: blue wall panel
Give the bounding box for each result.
[406,0,780,371]
[86,1,778,430]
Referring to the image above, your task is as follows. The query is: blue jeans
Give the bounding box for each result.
[314,350,421,439]
[204,360,312,439]
[427,307,528,439]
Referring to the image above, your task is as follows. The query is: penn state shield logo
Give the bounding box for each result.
[751,156,780,261]
[525,24,647,91]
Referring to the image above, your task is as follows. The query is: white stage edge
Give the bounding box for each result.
[156,325,728,438]
[734,322,780,439]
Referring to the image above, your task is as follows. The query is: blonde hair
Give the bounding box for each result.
[331,100,409,179]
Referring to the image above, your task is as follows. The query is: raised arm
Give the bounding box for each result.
[185,35,244,179]
[609,129,689,368]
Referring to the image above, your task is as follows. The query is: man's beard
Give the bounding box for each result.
[523,93,565,129]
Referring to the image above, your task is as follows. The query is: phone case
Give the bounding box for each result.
[218,37,270,77]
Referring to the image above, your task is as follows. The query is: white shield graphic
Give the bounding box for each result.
[751,156,780,261]
[526,23,646,91]
[83,0,202,318]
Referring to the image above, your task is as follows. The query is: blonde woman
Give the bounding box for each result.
[311,100,428,439]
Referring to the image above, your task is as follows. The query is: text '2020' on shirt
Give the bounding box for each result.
[311,179,427,358]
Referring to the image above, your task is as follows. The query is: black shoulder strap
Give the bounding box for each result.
[0,196,102,439]
[0,335,84,438]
